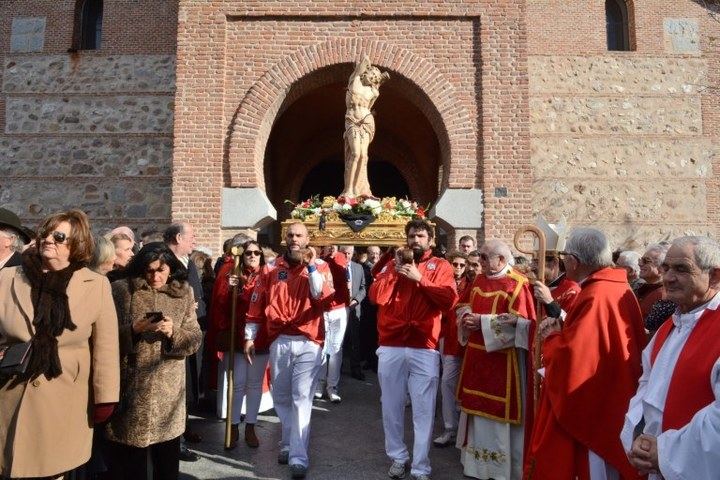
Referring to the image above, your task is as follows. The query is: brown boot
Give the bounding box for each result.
[245,423,259,448]
[225,423,239,450]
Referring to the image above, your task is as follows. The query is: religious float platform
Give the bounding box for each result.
[281,195,429,247]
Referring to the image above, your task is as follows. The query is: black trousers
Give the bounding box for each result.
[105,436,181,480]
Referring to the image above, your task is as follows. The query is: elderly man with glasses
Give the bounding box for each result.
[635,243,670,319]
[524,228,646,480]
[621,236,720,480]
[455,239,536,480]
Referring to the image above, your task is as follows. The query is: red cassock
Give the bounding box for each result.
[524,267,646,480]
[456,269,536,427]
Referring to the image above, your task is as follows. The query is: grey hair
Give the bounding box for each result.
[616,250,641,276]
[671,236,720,271]
[483,239,513,263]
[565,227,613,269]
[645,243,670,266]
[0,227,23,252]
[90,235,116,273]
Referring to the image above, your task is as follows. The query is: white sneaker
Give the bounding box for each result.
[388,460,407,479]
[432,430,456,447]
[327,387,341,403]
[313,390,323,400]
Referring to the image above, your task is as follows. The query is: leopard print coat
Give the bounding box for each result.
[106,277,201,447]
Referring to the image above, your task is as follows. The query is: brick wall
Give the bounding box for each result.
[175,1,530,248]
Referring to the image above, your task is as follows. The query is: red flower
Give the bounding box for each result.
[347,197,359,207]
[416,207,426,218]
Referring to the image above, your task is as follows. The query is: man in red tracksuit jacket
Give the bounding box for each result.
[369,219,458,480]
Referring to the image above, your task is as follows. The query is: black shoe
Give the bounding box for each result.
[179,444,199,462]
[351,367,366,381]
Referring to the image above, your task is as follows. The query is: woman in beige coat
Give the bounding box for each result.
[0,209,120,478]
[105,242,201,480]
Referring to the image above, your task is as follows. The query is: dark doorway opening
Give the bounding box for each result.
[298,158,411,201]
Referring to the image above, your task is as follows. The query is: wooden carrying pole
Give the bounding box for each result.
[224,246,243,449]
[513,225,546,412]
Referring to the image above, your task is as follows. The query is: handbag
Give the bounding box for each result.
[0,341,33,376]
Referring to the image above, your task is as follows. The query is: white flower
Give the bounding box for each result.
[332,202,342,211]
[312,207,321,215]
[341,204,352,211]
[399,199,411,209]
[363,199,381,209]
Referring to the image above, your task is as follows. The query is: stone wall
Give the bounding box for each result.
[0,1,177,237]
[529,54,716,249]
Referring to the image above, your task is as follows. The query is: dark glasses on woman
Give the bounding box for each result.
[244,250,262,257]
[45,231,68,244]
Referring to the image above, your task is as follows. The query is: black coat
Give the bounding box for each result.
[1,251,22,269]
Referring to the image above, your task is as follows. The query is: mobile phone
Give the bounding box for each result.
[145,311,164,323]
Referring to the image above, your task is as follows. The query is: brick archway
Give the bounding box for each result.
[226,38,476,191]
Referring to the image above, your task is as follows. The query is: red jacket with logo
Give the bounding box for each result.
[246,256,334,345]
[369,251,458,350]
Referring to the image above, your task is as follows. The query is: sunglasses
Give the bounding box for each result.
[452,262,466,268]
[244,250,262,257]
[44,231,69,244]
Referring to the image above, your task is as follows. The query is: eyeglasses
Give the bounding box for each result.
[44,231,69,244]
[452,262,466,268]
[244,250,262,257]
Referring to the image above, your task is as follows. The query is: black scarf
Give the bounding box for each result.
[21,250,83,381]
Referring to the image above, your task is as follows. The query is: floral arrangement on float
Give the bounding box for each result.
[287,195,426,222]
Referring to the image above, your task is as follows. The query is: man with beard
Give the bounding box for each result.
[369,219,458,480]
[245,222,334,479]
[455,239,536,480]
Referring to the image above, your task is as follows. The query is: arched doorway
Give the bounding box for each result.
[260,63,441,245]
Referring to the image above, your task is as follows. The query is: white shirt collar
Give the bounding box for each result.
[672,291,720,328]
[485,263,511,280]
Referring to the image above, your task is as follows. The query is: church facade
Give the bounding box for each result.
[1,0,718,251]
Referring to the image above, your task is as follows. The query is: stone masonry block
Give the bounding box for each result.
[531,138,715,179]
[0,137,172,177]
[3,55,176,94]
[10,17,46,53]
[5,96,174,134]
[530,96,702,135]
[529,56,706,95]
[532,179,706,224]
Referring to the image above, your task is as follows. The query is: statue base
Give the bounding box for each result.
[281,212,426,247]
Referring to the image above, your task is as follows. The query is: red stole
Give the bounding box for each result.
[457,269,536,424]
[651,306,720,431]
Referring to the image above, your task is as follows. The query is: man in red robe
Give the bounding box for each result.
[524,227,646,480]
[455,239,536,480]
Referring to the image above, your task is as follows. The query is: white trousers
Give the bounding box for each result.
[270,335,323,468]
[320,307,348,390]
[377,346,440,477]
[216,352,269,424]
[439,353,461,432]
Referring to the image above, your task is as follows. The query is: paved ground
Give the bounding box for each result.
[180,370,465,480]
